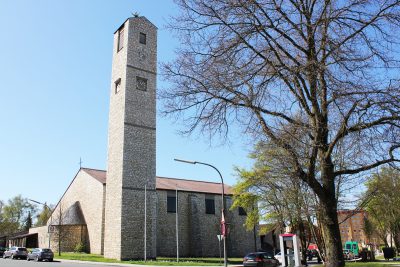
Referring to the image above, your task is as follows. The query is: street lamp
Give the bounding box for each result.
[174,158,228,267]
[28,199,53,248]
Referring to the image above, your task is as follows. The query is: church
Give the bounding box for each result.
[22,16,257,260]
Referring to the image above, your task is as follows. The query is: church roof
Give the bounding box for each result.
[156,176,232,195]
[81,168,232,195]
[82,168,107,184]
[52,201,86,225]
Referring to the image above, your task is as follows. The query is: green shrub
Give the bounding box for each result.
[73,242,86,253]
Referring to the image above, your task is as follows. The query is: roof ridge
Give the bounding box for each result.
[81,167,106,172]
[81,168,231,187]
[156,176,229,186]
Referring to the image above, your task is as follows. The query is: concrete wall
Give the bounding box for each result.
[29,226,48,248]
[157,190,259,257]
[49,170,105,254]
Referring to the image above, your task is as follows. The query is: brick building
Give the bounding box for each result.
[338,210,369,246]
[28,16,257,260]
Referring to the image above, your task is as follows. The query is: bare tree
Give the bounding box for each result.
[52,203,68,256]
[161,1,400,266]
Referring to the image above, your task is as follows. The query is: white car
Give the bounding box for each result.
[274,252,282,264]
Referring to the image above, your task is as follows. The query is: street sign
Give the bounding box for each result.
[48,225,55,233]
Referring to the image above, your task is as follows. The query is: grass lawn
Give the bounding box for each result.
[346,262,400,267]
[55,253,243,266]
[55,253,400,266]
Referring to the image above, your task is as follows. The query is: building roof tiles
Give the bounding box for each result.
[82,168,232,195]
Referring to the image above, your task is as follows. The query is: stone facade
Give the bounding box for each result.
[104,16,157,260]
[51,225,88,253]
[29,222,88,253]
[157,190,259,257]
[38,168,258,257]
[49,169,105,254]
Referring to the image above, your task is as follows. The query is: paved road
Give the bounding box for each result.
[0,258,140,267]
[0,258,224,267]
[1,258,60,267]
[0,258,327,267]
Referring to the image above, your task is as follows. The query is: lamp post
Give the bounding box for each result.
[28,199,52,248]
[174,158,228,267]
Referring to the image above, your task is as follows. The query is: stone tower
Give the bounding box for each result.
[104,17,157,260]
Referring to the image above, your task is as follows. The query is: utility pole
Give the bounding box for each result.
[176,187,179,262]
[174,158,228,267]
[144,184,147,261]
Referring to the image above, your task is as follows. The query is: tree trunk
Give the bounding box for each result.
[58,229,61,256]
[296,220,307,265]
[394,232,400,255]
[381,235,389,248]
[319,196,344,267]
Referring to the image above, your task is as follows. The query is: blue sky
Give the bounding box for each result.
[0,0,254,206]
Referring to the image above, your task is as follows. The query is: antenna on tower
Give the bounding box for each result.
[79,157,83,169]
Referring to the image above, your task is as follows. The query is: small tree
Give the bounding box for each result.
[232,140,323,263]
[52,203,68,256]
[363,167,400,249]
[23,211,33,231]
[35,204,53,227]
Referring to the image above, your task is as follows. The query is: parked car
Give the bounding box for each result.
[343,249,355,260]
[274,252,282,264]
[2,247,28,259]
[243,252,279,267]
[0,247,6,257]
[27,248,54,262]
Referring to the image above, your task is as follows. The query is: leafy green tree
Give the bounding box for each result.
[23,212,33,231]
[0,195,37,235]
[35,204,53,227]
[0,221,19,236]
[232,141,322,263]
[363,167,400,249]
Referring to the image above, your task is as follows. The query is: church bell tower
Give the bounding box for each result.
[104,16,157,260]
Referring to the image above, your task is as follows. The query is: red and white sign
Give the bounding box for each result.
[221,210,226,237]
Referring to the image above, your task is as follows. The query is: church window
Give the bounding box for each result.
[139,32,146,44]
[167,191,176,213]
[225,196,232,208]
[136,76,147,91]
[117,27,124,52]
[205,195,215,214]
[115,78,122,94]
[238,207,247,216]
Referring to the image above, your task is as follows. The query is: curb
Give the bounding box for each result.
[58,259,230,267]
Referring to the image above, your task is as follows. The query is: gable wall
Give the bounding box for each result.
[49,170,105,254]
